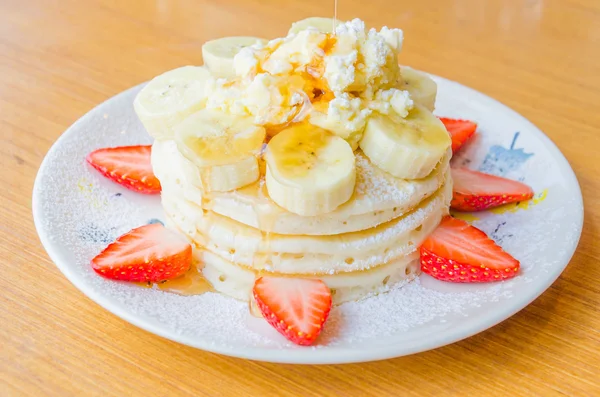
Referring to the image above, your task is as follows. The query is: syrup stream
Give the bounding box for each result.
[333,0,338,35]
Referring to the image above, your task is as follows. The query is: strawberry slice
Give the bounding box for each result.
[421,216,520,283]
[86,145,161,194]
[451,167,534,211]
[91,224,192,282]
[439,117,477,153]
[253,277,332,346]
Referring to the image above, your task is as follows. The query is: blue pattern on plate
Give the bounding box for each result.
[479,132,533,177]
[79,224,117,244]
[79,218,164,244]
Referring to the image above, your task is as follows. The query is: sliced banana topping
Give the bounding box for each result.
[202,36,267,78]
[265,124,356,216]
[399,66,437,111]
[288,17,344,35]
[174,109,266,192]
[134,66,211,141]
[359,105,451,179]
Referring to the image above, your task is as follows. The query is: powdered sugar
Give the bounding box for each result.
[33,80,583,361]
[322,278,514,344]
[354,152,417,203]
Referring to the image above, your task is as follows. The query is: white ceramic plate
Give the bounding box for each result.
[33,75,583,364]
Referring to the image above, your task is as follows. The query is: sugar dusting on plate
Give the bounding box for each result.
[34,84,582,352]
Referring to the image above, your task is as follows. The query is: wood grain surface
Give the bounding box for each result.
[1,0,599,395]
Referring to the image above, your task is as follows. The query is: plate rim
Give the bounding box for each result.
[32,76,584,364]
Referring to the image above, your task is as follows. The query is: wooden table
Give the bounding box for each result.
[2,0,599,395]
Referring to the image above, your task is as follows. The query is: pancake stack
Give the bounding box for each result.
[135,18,452,305]
[153,140,451,304]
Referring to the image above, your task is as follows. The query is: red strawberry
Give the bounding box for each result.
[86,145,161,194]
[451,167,534,211]
[439,117,477,153]
[253,277,332,346]
[421,216,520,283]
[91,224,192,282]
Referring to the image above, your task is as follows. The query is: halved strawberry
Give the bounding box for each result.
[421,216,519,283]
[451,167,534,211]
[86,145,161,194]
[253,277,332,346]
[439,117,477,153]
[91,224,192,282]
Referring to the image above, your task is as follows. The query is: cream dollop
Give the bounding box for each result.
[205,18,410,146]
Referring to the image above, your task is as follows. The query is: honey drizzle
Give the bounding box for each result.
[158,262,214,295]
[236,27,338,142]
[133,262,214,296]
[305,35,337,93]
[252,170,278,271]
[199,167,214,212]
[333,0,338,35]
[249,292,263,318]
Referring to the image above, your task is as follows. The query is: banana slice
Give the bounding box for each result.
[174,109,266,192]
[265,124,356,216]
[359,105,451,179]
[288,17,343,35]
[134,66,211,141]
[202,36,267,78]
[399,67,437,111]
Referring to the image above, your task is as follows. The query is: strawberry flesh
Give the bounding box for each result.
[86,145,161,194]
[253,277,332,346]
[91,224,192,282]
[439,117,477,153]
[451,167,534,211]
[420,216,519,283]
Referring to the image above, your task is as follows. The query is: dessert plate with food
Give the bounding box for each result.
[33,17,583,364]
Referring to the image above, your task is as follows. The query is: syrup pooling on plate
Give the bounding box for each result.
[157,262,215,295]
[134,262,214,296]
